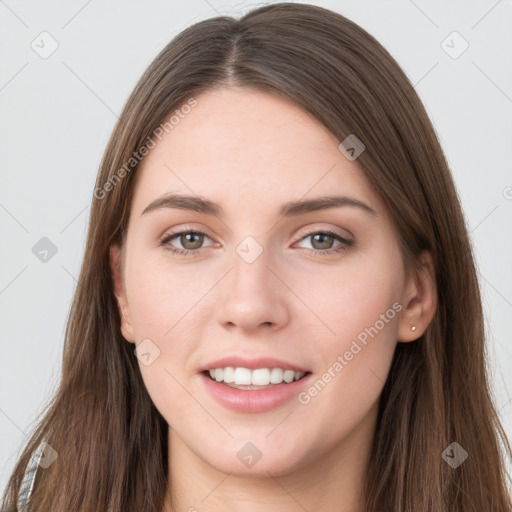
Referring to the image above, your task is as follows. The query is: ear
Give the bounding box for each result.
[397,250,437,342]
[110,244,136,343]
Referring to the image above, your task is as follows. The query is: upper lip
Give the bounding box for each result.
[199,356,310,373]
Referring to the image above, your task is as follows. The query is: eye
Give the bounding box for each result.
[158,230,215,256]
[294,229,353,256]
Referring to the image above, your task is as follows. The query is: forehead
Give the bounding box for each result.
[131,87,383,218]
[142,87,341,170]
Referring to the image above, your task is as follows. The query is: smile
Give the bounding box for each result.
[200,367,312,413]
[206,367,307,388]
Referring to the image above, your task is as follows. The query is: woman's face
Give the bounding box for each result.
[111,87,418,477]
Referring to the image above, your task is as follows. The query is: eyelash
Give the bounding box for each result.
[158,228,354,257]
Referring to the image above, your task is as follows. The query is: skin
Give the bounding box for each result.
[110,87,437,512]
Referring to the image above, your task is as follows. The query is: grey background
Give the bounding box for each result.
[1,0,511,493]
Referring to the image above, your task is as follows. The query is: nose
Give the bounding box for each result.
[215,244,290,334]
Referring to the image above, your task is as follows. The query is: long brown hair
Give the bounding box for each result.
[2,3,510,511]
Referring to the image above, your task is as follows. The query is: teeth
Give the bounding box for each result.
[270,368,283,384]
[233,367,252,385]
[252,368,270,386]
[207,367,306,386]
[223,366,235,383]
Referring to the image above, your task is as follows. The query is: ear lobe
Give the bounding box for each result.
[109,244,136,343]
[397,251,437,342]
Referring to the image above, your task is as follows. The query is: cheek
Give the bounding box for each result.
[292,254,402,413]
[137,362,204,436]
[310,285,399,390]
[124,249,210,338]
[293,251,402,347]
[124,254,212,399]
[126,262,207,425]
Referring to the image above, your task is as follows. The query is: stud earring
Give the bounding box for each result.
[411,326,417,332]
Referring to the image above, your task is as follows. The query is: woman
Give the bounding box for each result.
[2,3,510,511]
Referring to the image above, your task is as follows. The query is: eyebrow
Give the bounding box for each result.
[141,193,377,218]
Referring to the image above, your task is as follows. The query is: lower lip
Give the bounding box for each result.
[200,372,312,413]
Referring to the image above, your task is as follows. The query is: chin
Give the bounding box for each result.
[199,438,309,477]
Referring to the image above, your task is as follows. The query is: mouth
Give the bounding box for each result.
[198,358,313,412]
[203,367,311,390]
